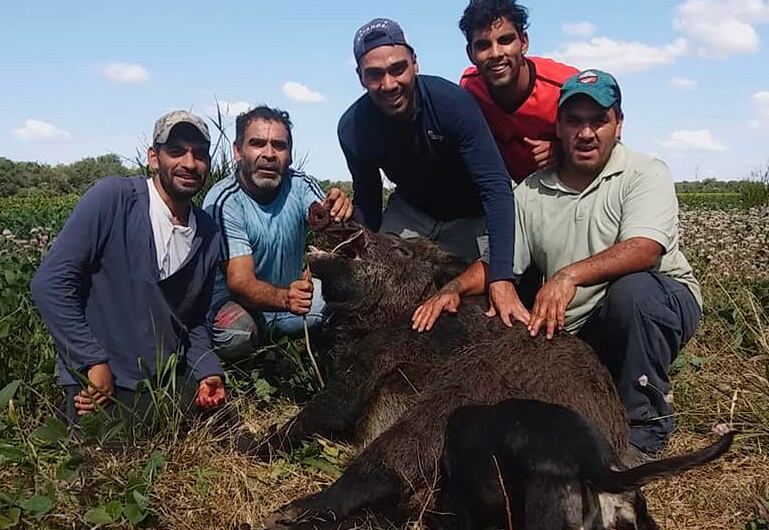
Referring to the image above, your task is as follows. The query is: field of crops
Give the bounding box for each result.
[0,192,767,529]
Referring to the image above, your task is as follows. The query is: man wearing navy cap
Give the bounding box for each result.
[339,18,525,326]
[414,69,702,460]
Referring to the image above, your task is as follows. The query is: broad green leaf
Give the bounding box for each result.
[105,499,122,521]
[302,457,341,477]
[0,507,20,529]
[31,417,68,444]
[0,444,25,464]
[689,355,705,368]
[0,381,20,408]
[19,495,53,516]
[132,490,149,511]
[123,503,148,525]
[85,506,117,525]
[142,451,165,480]
[30,372,51,387]
[56,455,83,481]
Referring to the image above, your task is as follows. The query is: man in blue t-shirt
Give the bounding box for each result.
[203,106,352,360]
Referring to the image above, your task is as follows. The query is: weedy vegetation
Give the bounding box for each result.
[0,148,767,528]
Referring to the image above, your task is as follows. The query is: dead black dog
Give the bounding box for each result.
[440,398,735,530]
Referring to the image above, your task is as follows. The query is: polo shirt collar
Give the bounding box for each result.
[540,141,628,195]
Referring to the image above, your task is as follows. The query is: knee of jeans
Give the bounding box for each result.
[304,311,325,330]
[605,273,660,316]
[213,301,258,333]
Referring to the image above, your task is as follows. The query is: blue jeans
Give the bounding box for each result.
[212,278,326,362]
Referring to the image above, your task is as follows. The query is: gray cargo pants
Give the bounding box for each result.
[379,193,487,263]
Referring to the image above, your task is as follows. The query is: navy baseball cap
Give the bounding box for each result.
[559,69,622,109]
[353,18,413,64]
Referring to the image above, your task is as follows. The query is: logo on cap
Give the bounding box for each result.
[578,71,599,84]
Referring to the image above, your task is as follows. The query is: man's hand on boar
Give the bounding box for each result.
[412,280,462,332]
[486,280,530,328]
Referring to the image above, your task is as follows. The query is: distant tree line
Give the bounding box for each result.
[0,155,143,197]
[0,155,360,200]
[0,154,762,199]
[674,178,750,194]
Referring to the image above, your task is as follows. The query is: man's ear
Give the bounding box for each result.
[521,31,529,55]
[147,146,159,175]
[356,66,367,90]
[232,140,242,163]
[466,43,475,65]
[615,114,624,141]
[413,52,419,74]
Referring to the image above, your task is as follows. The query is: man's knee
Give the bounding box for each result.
[212,301,260,361]
[603,272,664,320]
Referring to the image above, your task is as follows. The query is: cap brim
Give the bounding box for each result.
[559,89,617,109]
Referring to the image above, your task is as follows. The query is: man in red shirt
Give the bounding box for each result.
[459,0,578,183]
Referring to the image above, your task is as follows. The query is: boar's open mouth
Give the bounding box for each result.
[307,228,365,263]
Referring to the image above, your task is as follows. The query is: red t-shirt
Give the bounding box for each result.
[460,57,578,183]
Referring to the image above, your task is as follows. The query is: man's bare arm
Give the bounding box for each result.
[529,237,663,339]
[224,255,312,314]
[411,261,487,332]
[559,237,663,287]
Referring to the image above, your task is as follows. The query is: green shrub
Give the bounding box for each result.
[677,192,742,210]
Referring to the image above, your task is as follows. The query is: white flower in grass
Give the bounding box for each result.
[712,423,731,436]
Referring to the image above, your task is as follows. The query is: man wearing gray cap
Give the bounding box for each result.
[32,110,227,425]
[339,18,524,326]
[414,70,702,460]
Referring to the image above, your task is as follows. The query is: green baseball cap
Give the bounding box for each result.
[559,69,622,109]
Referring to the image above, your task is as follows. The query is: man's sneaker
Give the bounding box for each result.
[621,444,655,468]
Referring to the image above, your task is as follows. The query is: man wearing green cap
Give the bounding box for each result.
[413,69,702,459]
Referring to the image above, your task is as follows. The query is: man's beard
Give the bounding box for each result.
[158,168,203,201]
[239,159,284,195]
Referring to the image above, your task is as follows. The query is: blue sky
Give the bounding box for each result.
[1,0,768,182]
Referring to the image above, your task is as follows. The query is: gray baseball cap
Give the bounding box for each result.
[353,18,412,63]
[152,110,210,145]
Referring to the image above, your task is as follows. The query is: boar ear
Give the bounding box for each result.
[433,254,471,289]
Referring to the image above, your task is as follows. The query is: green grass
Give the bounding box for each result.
[677,192,743,210]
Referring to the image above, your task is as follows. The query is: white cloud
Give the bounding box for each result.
[547,37,687,73]
[104,62,150,83]
[561,21,595,37]
[670,76,698,89]
[205,100,252,118]
[282,81,326,103]
[675,0,769,57]
[749,90,769,128]
[659,129,728,152]
[12,119,71,142]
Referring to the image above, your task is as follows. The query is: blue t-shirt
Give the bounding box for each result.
[202,170,326,314]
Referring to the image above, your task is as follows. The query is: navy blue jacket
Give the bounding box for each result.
[338,74,515,282]
[31,176,223,390]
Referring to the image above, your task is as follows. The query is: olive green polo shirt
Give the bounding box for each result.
[511,142,702,332]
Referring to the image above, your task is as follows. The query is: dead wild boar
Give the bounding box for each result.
[256,221,636,528]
